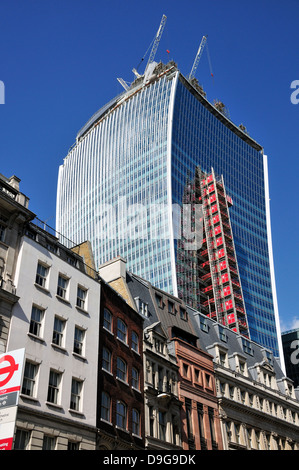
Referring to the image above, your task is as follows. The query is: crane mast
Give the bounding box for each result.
[189,35,207,80]
[144,14,167,73]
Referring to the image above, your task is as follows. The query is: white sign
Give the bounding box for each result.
[0,349,25,395]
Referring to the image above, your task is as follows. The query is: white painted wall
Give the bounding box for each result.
[7,235,101,427]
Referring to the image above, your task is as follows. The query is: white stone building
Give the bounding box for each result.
[7,218,101,450]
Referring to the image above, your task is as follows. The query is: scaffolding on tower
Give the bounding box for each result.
[176,166,250,338]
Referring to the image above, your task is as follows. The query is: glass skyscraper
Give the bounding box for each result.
[56,61,283,360]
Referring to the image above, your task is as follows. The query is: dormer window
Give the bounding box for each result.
[241,337,253,355]
[168,300,175,314]
[180,307,188,321]
[134,297,148,317]
[199,316,209,333]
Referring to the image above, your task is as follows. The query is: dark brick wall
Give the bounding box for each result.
[97,281,145,449]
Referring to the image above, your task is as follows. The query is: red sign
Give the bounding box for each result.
[0,437,13,451]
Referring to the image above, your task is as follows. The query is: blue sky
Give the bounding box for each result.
[0,0,298,332]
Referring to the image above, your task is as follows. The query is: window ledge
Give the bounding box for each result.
[72,352,87,362]
[34,283,50,294]
[27,332,46,344]
[56,294,71,305]
[117,338,129,348]
[102,368,113,377]
[51,343,68,354]
[76,305,89,315]
[116,377,129,387]
[45,401,63,411]
[20,393,39,403]
[115,425,130,434]
[100,418,113,426]
[68,408,85,418]
[131,348,140,356]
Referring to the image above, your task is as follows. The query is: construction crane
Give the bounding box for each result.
[117,77,130,91]
[144,14,167,74]
[189,35,207,80]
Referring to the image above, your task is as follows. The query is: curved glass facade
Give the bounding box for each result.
[171,77,278,354]
[56,64,282,357]
[57,70,176,293]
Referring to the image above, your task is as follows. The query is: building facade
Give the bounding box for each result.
[190,307,299,450]
[5,204,102,449]
[99,256,223,450]
[56,59,282,361]
[0,174,35,354]
[97,277,145,450]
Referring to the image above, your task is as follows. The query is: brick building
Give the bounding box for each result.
[97,277,145,450]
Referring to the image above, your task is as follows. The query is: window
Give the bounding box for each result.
[117,318,127,343]
[182,363,190,378]
[208,408,216,444]
[0,222,6,242]
[14,429,31,450]
[42,435,56,450]
[135,297,148,316]
[70,378,83,411]
[149,406,154,437]
[52,316,66,347]
[200,316,209,332]
[76,286,87,310]
[180,307,188,321]
[155,293,163,308]
[218,325,227,342]
[219,351,227,367]
[159,411,166,440]
[132,367,139,390]
[194,368,202,385]
[29,305,44,337]
[116,357,127,382]
[132,331,139,353]
[116,400,127,429]
[102,347,111,372]
[57,274,69,299]
[35,262,48,288]
[168,300,175,314]
[73,326,85,355]
[103,308,112,332]
[132,409,140,435]
[197,403,205,441]
[47,370,61,404]
[68,441,79,450]
[22,361,38,397]
[101,392,111,422]
[242,337,253,355]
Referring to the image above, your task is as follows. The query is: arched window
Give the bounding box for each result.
[116,357,127,382]
[117,318,127,343]
[103,308,112,332]
[102,347,112,372]
[116,400,127,429]
[131,331,139,353]
[101,392,111,422]
[132,367,139,390]
[132,409,140,435]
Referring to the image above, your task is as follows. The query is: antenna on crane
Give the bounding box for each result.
[189,35,207,80]
[144,14,167,74]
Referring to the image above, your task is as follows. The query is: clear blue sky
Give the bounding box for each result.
[0,0,298,332]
